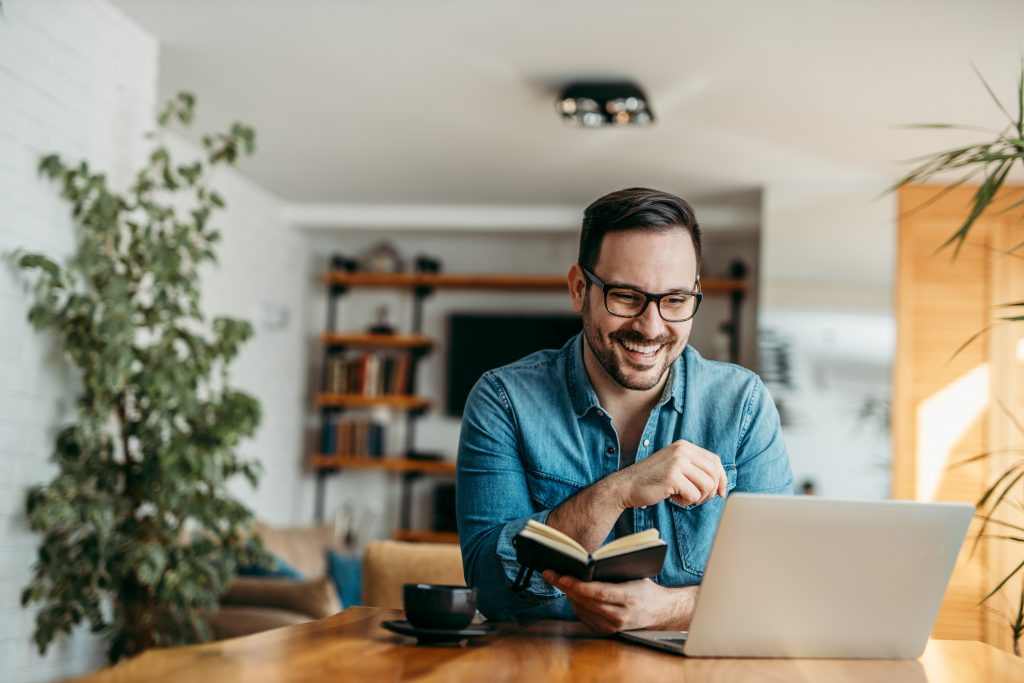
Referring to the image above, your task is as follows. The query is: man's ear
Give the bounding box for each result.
[567,264,586,314]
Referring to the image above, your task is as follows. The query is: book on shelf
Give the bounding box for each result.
[319,416,386,458]
[325,350,411,396]
[511,520,666,589]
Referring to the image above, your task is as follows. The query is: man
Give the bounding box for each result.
[456,187,793,633]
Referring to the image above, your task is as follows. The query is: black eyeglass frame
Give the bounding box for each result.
[580,266,703,322]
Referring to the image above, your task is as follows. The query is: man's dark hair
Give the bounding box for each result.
[578,187,702,273]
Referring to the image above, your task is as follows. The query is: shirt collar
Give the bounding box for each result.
[567,332,686,418]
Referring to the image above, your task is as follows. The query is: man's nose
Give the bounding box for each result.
[630,300,666,339]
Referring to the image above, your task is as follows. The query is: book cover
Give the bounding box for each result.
[512,520,667,583]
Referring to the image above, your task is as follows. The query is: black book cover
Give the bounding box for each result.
[512,533,666,583]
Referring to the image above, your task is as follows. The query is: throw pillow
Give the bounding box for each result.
[325,548,362,608]
[238,550,304,580]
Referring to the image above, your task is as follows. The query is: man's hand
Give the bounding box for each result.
[613,439,727,509]
[542,570,697,634]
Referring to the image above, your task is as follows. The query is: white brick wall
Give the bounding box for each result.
[0,1,158,680]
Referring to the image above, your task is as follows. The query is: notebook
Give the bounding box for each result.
[619,494,973,659]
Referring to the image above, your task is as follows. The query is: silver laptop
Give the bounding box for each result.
[620,494,973,659]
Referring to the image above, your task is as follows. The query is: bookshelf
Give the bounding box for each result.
[311,268,749,542]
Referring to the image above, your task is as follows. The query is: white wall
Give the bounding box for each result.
[0,1,157,680]
[760,181,898,499]
[165,133,310,526]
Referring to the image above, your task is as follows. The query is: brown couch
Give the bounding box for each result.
[208,523,342,640]
[208,527,467,639]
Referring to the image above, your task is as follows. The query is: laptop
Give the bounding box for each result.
[619,494,973,659]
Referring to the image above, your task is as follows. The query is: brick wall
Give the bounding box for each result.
[0,1,157,680]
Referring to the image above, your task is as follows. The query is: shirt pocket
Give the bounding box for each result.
[527,470,586,510]
[665,464,737,577]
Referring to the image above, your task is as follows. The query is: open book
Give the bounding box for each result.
[512,519,667,584]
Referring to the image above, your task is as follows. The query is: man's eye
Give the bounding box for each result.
[610,291,641,304]
[663,296,689,307]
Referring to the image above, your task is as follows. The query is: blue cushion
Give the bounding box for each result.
[238,551,304,580]
[325,548,362,608]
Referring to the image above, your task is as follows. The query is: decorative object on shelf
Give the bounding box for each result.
[329,252,359,272]
[368,304,397,335]
[362,240,404,273]
[556,80,654,128]
[16,92,268,662]
[414,253,442,274]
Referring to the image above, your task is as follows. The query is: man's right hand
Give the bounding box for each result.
[613,439,728,509]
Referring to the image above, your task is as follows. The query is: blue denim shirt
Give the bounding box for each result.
[456,333,793,621]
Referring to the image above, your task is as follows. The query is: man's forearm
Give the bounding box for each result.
[546,471,626,551]
[659,585,700,630]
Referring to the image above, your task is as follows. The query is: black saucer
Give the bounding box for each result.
[381,619,495,645]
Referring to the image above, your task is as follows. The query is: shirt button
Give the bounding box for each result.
[606,446,615,454]
[643,439,650,447]
[597,410,604,417]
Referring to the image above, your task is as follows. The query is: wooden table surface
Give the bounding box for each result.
[67,606,1024,683]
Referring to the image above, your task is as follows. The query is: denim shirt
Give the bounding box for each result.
[456,333,793,621]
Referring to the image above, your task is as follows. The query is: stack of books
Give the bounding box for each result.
[324,351,411,396]
[319,416,386,457]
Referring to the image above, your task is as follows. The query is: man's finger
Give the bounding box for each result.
[558,576,628,606]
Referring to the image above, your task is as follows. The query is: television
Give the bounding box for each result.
[446,312,582,416]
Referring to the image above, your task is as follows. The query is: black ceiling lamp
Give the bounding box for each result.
[556,81,654,128]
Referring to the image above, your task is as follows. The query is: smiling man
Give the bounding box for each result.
[456,187,793,632]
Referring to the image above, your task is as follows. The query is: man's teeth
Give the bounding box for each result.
[622,341,660,355]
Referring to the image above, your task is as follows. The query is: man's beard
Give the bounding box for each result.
[581,299,679,391]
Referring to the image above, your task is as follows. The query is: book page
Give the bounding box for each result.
[520,520,589,563]
[592,528,665,560]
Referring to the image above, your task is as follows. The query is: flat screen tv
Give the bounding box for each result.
[446,312,582,416]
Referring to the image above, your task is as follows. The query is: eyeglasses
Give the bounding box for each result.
[581,266,702,323]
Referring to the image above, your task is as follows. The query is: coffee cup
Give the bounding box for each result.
[403,583,477,630]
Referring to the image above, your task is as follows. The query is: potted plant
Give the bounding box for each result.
[16,92,269,662]
[894,62,1024,655]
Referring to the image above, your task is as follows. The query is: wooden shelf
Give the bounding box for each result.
[320,332,433,350]
[314,393,431,410]
[310,455,456,474]
[323,271,745,294]
[392,529,459,544]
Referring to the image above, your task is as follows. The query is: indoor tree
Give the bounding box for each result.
[17,92,269,662]
[894,61,1024,655]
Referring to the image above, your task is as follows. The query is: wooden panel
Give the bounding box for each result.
[895,184,1024,652]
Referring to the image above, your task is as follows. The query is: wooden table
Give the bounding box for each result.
[68,607,1024,682]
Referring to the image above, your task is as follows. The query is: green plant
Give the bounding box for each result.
[16,92,269,662]
[895,62,1024,656]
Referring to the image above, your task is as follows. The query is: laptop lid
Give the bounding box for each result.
[681,494,972,659]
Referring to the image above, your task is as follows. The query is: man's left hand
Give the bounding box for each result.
[541,570,697,634]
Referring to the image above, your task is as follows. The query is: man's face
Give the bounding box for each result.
[573,229,698,392]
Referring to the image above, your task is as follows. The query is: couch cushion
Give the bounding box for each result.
[362,540,465,609]
[221,576,341,619]
[254,522,337,577]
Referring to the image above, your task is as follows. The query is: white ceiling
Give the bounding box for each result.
[110,0,1024,209]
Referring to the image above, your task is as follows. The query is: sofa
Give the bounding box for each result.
[207,524,466,639]
[208,523,343,640]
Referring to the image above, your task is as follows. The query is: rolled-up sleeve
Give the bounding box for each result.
[456,373,572,620]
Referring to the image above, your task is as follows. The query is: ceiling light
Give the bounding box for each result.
[556,81,655,128]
